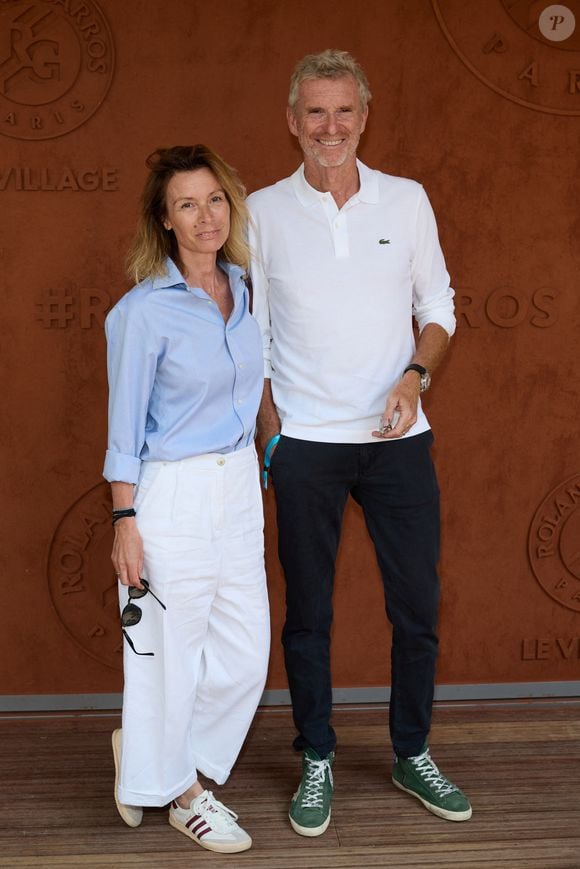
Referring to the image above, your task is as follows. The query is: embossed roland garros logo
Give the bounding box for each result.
[432,0,580,116]
[0,0,114,140]
[47,482,123,671]
[528,474,580,612]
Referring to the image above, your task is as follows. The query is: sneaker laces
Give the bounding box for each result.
[408,749,458,797]
[301,756,333,808]
[193,791,239,832]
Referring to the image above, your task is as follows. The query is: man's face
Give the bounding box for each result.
[287,74,368,170]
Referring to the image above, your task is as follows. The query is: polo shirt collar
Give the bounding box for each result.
[291,159,379,207]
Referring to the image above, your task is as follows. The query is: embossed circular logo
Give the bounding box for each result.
[48,482,123,670]
[528,473,580,612]
[0,0,114,140]
[432,0,580,116]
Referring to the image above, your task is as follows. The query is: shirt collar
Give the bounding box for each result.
[291,159,379,208]
[150,257,245,291]
[150,258,187,291]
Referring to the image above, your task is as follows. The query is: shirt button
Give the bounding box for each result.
[236,399,243,405]
[237,362,245,369]
[217,458,225,466]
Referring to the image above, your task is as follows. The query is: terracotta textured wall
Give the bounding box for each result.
[2,0,579,699]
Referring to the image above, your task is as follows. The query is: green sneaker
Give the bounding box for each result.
[289,748,334,837]
[392,745,472,822]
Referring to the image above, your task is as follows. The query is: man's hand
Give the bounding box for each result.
[373,372,420,439]
[373,323,451,439]
[257,379,281,455]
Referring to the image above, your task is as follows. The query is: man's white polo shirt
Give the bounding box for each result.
[247,160,455,444]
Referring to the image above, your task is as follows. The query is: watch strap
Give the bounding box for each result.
[403,364,427,377]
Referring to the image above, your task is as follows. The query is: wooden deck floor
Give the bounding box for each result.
[1,700,579,868]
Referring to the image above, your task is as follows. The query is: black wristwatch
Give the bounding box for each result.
[403,364,431,393]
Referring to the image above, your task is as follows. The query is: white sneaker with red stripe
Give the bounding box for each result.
[168,790,252,853]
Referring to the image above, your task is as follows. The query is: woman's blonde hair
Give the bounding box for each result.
[127,144,250,282]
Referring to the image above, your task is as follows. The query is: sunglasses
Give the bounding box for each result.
[121,579,166,656]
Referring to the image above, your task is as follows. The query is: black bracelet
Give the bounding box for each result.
[112,508,136,526]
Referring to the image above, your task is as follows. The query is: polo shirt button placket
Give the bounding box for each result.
[333,214,349,258]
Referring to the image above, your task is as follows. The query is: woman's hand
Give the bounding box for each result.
[112,519,144,589]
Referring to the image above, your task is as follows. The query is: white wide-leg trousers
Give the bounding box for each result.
[118,444,270,807]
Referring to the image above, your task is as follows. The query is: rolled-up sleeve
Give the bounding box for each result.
[411,188,456,338]
[103,302,158,484]
[248,211,273,379]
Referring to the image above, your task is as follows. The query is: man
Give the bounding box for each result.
[247,49,471,836]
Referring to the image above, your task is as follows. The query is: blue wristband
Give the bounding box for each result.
[262,434,281,490]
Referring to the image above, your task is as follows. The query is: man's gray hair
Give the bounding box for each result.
[288,49,372,109]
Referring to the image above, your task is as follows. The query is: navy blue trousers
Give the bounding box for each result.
[270,431,440,759]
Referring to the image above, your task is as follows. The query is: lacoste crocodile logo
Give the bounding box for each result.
[379,239,390,244]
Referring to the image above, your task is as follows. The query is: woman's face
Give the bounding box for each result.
[163,168,230,259]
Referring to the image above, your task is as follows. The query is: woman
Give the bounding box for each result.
[103,145,269,854]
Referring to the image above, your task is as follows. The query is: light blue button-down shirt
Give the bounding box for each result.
[103,258,262,484]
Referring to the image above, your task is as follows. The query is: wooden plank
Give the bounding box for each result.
[0,702,579,868]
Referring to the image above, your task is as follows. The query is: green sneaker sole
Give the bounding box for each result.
[289,808,332,837]
[392,777,472,822]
